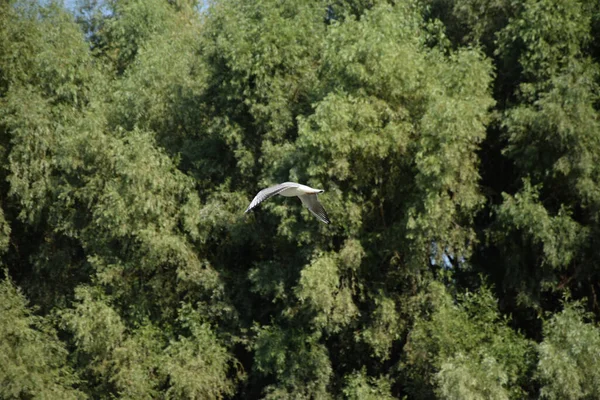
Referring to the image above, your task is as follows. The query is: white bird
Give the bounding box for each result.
[245,182,330,224]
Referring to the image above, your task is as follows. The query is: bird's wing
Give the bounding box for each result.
[245,182,299,213]
[299,194,331,224]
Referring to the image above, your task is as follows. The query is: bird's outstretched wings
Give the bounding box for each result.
[299,194,330,224]
[244,182,299,213]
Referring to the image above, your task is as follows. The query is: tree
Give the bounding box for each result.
[2,0,600,398]
[537,300,600,399]
[0,275,84,399]
[404,282,534,399]
[1,1,238,398]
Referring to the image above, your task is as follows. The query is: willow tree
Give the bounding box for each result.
[197,0,494,397]
[1,1,238,398]
[3,0,600,398]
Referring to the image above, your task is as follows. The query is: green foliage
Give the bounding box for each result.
[359,292,401,361]
[343,368,395,400]
[295,1,494,269]
[503,63,600,210]
[493,181,588,273]
[0,1,95,107]
[404,282,534,399]
[2,0,600,398]
[537,300,600,399]
[434,353,509,400]
[62,287,175,398]
[484,0,600,307]
[295,250,360,332]
[61,287,239,398]
[497,0,591,82]
[0,208,9,254]
[0,276,84,399]
[96,0,181,73]
[449,0,512,45]
[253,325,332,399]
[163,305,241,400]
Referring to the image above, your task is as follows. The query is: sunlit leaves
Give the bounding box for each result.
[0,1,95,106]
[405,282,534,399]
[2,0,600,398]
[253,325,332,399]
[96,0,180,73]
[493,180,588,272]
[163,305,241,400]
[497,0,591,82]
[343,368,395,400]
[61,288,241,399]
[537,301,600,399]
[503,62,600,214]
[489,0,600,303]
[435,353,510,400]
[0,208,9,254]
[0,277,83,399]
[298,93,411,184]
[295,251,360,332]
[359,292,400,361]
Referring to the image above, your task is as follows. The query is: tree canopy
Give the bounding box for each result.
[1,0,600,398]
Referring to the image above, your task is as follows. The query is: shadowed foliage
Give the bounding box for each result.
[1,0,600,398]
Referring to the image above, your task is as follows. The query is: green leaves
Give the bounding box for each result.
[498,0,591,82]
[163,305,241,400]
[253,325,332,399]
[435,353,510,400]
[359,292,400,361]
[295,250,360,332]
[494,181,588,271]
[538,301,600,399]
[0,277,84,399]
[61,288,241,399]
[343,368,395,400]
[96,0,180,74]
[2,0,600,398]
[405,282,535,399]
[0,208,9,254]
[0,1,95,106]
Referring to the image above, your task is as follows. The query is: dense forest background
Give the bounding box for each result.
[2,0,600,398]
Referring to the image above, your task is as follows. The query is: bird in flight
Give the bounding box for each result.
[245,182,330,224]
